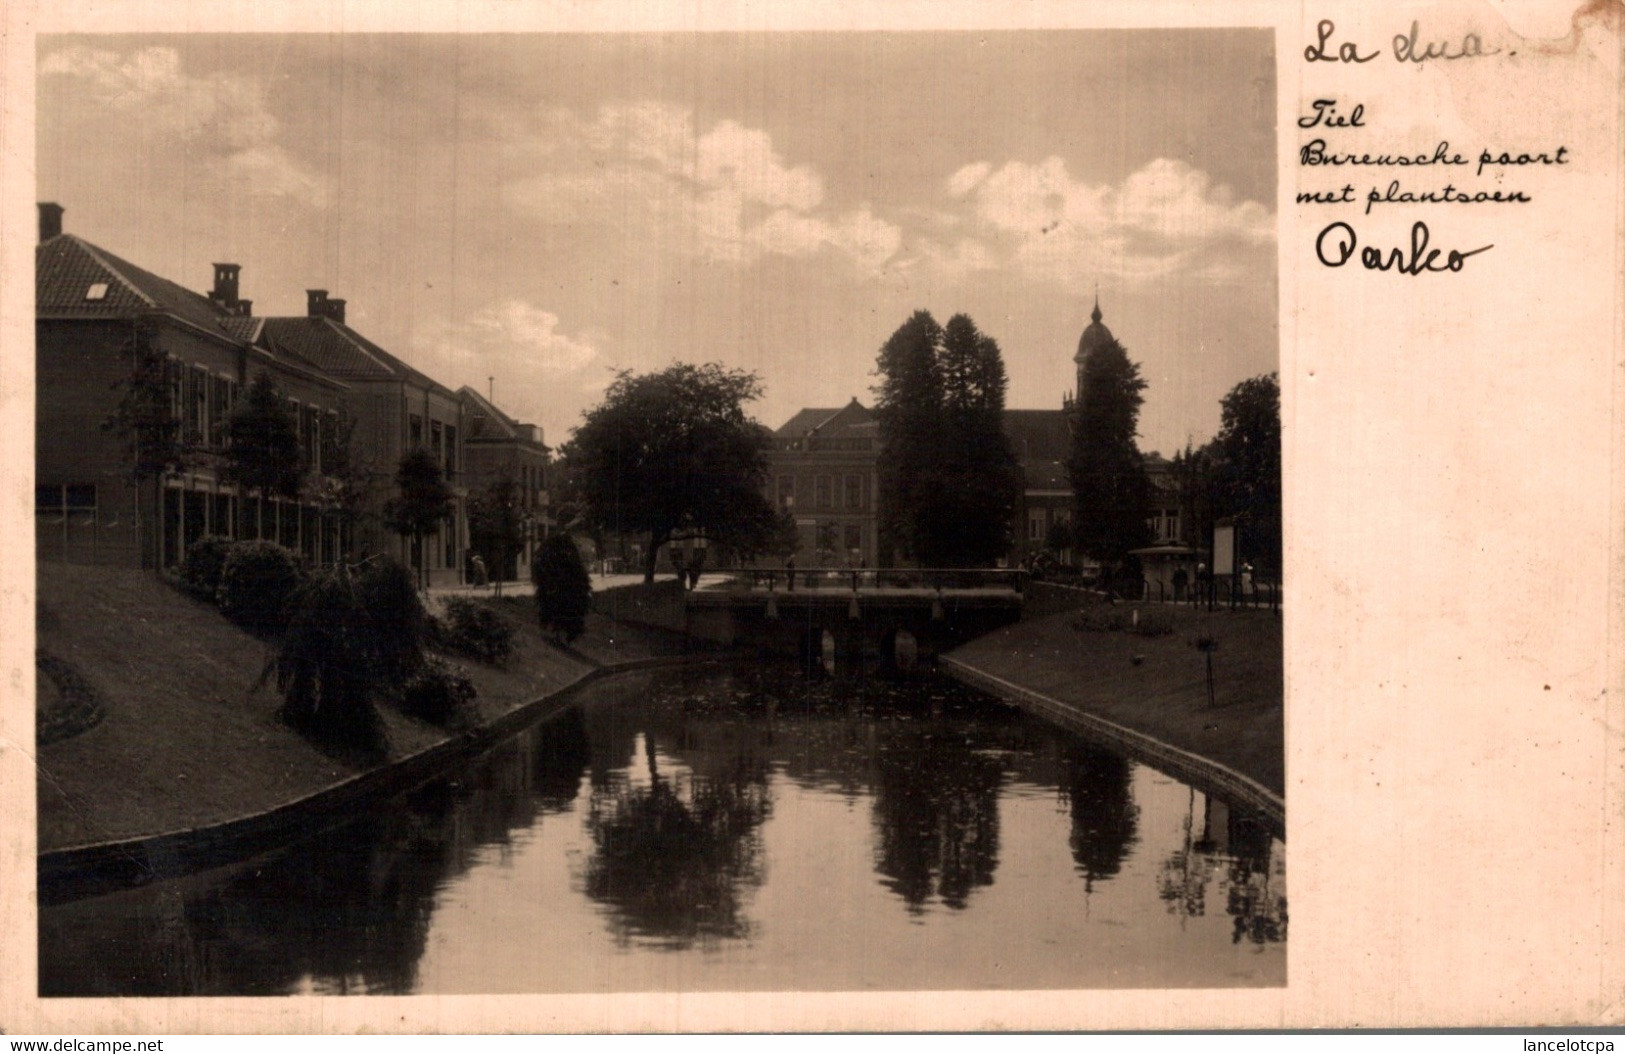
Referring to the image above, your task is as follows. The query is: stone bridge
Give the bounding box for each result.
[682,569,1025,672]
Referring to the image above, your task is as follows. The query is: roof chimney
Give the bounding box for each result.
[306,289,328,318]
[325,298,346,324]
[236,299,253,317]
[38,202,64,243]
[210,263,241,308]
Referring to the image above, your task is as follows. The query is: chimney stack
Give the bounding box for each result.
[307,289,329,318]
[325,298,346,324]
[210,263,241,309]
[38,202,64,243]
[236,300,253,317]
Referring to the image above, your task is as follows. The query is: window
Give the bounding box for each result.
[84,282,108,301]
[179,366,208,445]
[778,475,795,509]
[431,420,444,463]
[845,475,862,509]
[815,475,832,508]
[37,484,96,517]
[409,414,424,449]
[1029,510,1045,542]
[444,424,457,475]
[844,524,861,552]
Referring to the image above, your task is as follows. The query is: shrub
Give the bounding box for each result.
[439,596,514,665]
[269,566,388,757]
[355,555,426,685]
[218,540,302,632]
[400,656,478,728]
[179,535,234,600]
[534,534,591,643]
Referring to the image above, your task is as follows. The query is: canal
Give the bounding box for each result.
[39,663,1285,994]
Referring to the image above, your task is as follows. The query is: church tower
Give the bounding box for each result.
[1066,294,1116,411]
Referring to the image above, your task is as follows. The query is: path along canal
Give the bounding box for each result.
[40,662,1285,994]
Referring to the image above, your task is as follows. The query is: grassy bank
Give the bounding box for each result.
[35,565,687,852]
[946,600,1283,796]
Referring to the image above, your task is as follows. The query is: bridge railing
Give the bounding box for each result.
[712,568,1028,593]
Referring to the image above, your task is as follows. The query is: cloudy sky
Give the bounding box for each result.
[38,31,1277,455]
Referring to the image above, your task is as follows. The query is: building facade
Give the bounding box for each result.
[35,202,557,589]
[458,385,550,581]
[36,204,352,571]
[257,295,469,587]
[764,398,880,568]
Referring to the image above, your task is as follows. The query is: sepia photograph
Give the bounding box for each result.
[29,28,1284,998]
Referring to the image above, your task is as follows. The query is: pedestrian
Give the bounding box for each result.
[470,553,487,588]
[785,553,797,593]
[1173,566,1188,603]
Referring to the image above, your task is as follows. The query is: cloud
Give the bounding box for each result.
[438,300,600,375]
[503,102,897,272]
[39,44,327,207]
[922,156,1273,286]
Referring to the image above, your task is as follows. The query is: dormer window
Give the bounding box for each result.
[85,282,108,301]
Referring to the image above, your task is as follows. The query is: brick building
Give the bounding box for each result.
[36,204,352,571]
[256,295,469,587]
[458,385,550,581]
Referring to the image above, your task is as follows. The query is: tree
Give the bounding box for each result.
[222,370,303,538]
[873,311,945,566]
[874,311,1021,568]
[932,314,1022,566]
[383,448,455,589]
[101,318,189,569]
[1210,373,1281,574]
[1171,440,1219,556]
[1067,334,1152,567]
[564,362,779,583]
[468,471,527,590]
[312,405,369,557]
[533,533,591,642]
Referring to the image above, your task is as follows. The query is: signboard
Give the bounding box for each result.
[1212,523,1237,576]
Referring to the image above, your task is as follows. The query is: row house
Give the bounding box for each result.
[257,294,469,587]
[36,204,351,571]
[457,385,550,580]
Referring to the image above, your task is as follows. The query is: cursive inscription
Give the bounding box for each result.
[1304,20,1379,63]
[1305,20,1501,64]
[1298,98,1366,129]
[1315,221,1493,274]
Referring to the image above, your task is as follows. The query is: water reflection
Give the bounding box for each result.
[1063,744,1141,891]
[583,735,772,948]
[40,663,1285,995]
[871,722,1002,913]
[1157,788,1288,946]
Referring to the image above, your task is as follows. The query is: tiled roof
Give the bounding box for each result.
[1002,409,1071,462]
[774,398,875,439]
[458,385,546,448]
[36,234,242,339]
[259,316,449,396]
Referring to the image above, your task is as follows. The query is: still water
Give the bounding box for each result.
[40,664,1285,994]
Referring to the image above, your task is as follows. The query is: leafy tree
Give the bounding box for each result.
[768,509,802,562]
[468,471,527,588]
[873,311,945,565]
[222,371,303,538]
[1171,440,1219,556]
[564,362,778,583]
[101,318,190,569]
[313,405,369,555]
[383,448,455,589]
[1210,373,1281,574]
[1067,334,1152,566]
[533,533,591,642]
